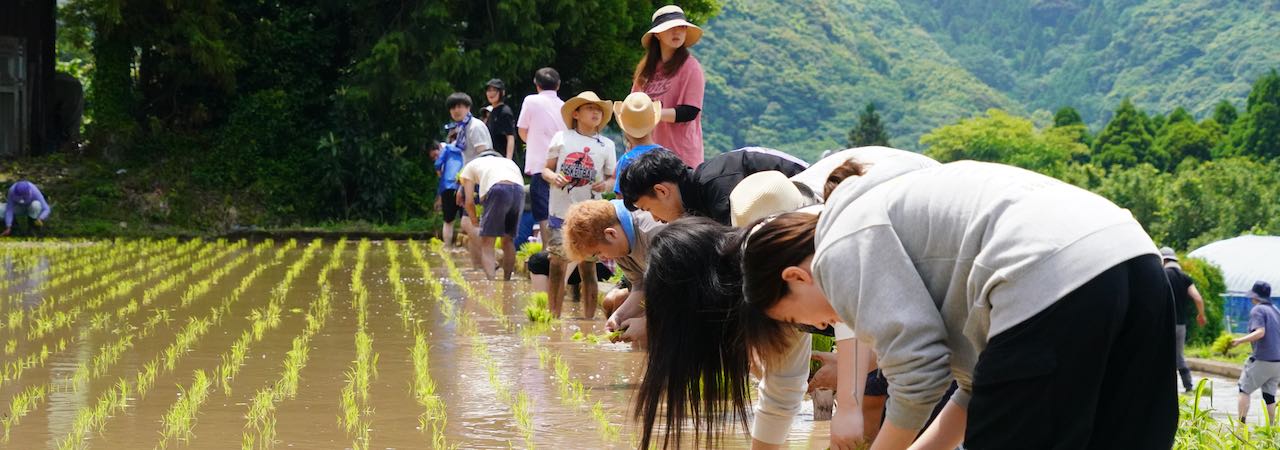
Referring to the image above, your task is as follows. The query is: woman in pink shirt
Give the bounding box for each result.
[632,5,706,167]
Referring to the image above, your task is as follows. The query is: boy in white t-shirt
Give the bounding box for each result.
[541,91,617,319]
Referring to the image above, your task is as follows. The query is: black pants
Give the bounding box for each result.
[966,254,1177,450]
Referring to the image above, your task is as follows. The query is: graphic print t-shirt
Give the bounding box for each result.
[546,130,617,224]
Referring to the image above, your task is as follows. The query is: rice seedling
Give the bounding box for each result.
[157,370,213,448]
[525,292,554,323]
[590,401,622,442]
[1172,378,1280,449]
[1,384,46,441]
[515,241,542,274]
[58,377,132,450]
[513,391,535,445]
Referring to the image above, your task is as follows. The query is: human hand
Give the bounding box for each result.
[455,190,464,205]
[1197,314,1206,327]
[617,317,646,348]
[808,351,838,393]
[591,180,609,193]
[606,305,638,332]
[829,405,867,450]
[552,174,570,188]
[1,228,9,237]
[34,219,43,227]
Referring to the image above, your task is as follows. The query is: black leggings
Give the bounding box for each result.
[966,254,1177,449]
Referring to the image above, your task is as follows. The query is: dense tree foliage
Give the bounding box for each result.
[57,0,719,224]
[696,0,1279,159]
[923,71,1280,253]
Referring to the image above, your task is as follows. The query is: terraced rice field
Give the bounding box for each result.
[0,239,830,449]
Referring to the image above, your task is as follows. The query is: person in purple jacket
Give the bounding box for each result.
[2,180,51,236]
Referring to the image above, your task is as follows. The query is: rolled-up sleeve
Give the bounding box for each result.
[751,332,810,444]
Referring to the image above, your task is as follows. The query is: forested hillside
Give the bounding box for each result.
[698,0,1280,159]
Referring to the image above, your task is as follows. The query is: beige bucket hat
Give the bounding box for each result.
[561,91,613,130]
[613,92,663,138]
[730,171,813,227]
[642,5,703,48]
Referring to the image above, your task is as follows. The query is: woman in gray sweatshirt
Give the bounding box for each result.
[738,160,1176,449]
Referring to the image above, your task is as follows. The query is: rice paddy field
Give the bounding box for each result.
[0,238,831,449]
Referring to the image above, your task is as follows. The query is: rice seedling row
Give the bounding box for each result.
[388,240,449,448]
[428,239,535,448]
[0,239,222,390]
[0,240,118,310]
[435,241,623,446]
[0,239,227,381]
[521,314,624,443]
[0,240,257,441]
[17,238,201,342]
[337,239,379,450]
[0,240,108,295]
[50,240,314,450]
[153,239,325,449]
[240,239,346,450]
[1,239,173,338]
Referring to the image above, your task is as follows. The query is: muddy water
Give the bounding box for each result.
[0,240,831,449]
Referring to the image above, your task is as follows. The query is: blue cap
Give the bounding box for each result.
[613,144,665,195]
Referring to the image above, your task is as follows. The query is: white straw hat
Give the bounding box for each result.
[642,5,703,48]
[730,171,812,227]
[613,92,663,138]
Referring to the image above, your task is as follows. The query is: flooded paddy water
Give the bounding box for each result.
[0,239,830,449]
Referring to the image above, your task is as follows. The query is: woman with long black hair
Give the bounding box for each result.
[637,160,1178,449]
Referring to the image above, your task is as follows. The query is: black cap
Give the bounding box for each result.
[486,79,505,91]
[1251,281,1273,303]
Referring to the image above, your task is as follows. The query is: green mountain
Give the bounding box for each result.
[698,0,1280,161]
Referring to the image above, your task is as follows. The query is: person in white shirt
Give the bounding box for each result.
[541,91,617,319]
[458,151,525,280]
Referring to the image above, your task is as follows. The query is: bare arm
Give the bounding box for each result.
[829,338,870,449]
[463,179,480,226]
[660,108,677,123]
[519,127,529,143]
[911,402,967,450]
[1233,328,1266,346]
[1189,284,1206,326]
[505,135,516,159]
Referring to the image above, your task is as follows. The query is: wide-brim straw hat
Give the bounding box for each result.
[731,171,812,227]
[613,92,662,138]
[561,91,614,130]
[642,5,703,48]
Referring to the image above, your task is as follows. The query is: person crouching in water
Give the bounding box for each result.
[636,160,1178,449]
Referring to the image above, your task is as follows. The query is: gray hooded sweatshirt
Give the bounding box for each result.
[812,161,1158,431]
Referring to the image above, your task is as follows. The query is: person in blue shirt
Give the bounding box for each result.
[1230,281,1280,425]
[431,141,465,246]
[2,180,52,237]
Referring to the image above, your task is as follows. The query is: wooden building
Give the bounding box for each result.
[0,0,56,157]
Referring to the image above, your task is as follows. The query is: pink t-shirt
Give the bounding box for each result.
[633,55,706,167]
[517,90,567,174]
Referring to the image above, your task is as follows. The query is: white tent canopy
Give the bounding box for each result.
[1188,235,1280,295]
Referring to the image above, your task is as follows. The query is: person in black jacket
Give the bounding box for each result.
[616,147,807,224]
